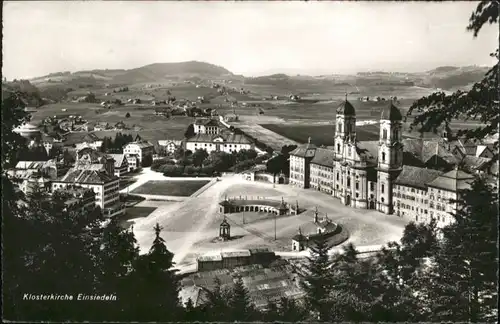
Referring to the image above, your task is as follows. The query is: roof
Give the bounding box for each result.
[178,286,210,308]
[77,147,113,162]
[336,100,356,116]
[15,161,55,170]
[219,199,286,209]
[289,142,317,158]
[426,168,475,192]
[197,254,223,262]
[55,168,116,185]
[402,139,457,165]
[380,101,403,121]
[63,132,101,146]
[356,141,379,163]
[158,140,183,146]
[292,233,307,242]
[221,251,252,258]
[248,248,272,255]
[311,148,335,167]
[108,154,126,167]
[394,165,443,190]
[186,133,251,144]
[317,219,337,232]
[126,141,154,149]
[194,118,219,126]
[461,155,491,171]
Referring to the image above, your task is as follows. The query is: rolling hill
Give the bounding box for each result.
[30,61,234,85]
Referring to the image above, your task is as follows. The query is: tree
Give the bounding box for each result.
[125,112,130,118]
[2,89,30,169]
[407,1,498,156]
[422,177,498,322]
[300,234,334,321]
[203,277,231,321]
[228,276,257,321]
[125,223,180,321]
[191,148,208,167]
[184,124,195,138]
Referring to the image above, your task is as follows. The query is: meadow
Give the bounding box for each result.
[259,123,382,146]
[29,103,193,141]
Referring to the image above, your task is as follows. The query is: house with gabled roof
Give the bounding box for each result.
[123,140,154,166]
[193,118,222,135]
[158,139,183,154]
[52,166,124,218]
[107,154,129,177]
[185,133,253,154]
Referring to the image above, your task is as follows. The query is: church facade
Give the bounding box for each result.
[290,99,404,215]
[288,99,480,228]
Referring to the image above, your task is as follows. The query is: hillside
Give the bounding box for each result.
[244,65,490,91]
[30,61,234,85]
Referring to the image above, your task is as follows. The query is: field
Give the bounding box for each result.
[232,122,300,151]
[260,123,382,146]
[29,103,193,141]
[131,180,210,196]
[242,83,439,100]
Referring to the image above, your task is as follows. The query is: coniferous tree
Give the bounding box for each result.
[204,277,231,322]
[422,177,498,322]
[228,276,257,321]
[126,223,180,321]
[300,234,334,321]
[276,296,308,322]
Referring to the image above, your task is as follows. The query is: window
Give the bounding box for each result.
[381,184,385,194]
[370,183,374,191]
[336,173,339,181]
[383,129,388,140]
[337,143,340,153]
[382,152,386,163]
[338,123,342,133]
[381,197,385,203]
[355,182,359,190]
[347,178,351,187]
[356,193,359,198]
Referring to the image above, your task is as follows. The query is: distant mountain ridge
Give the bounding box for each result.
[30,61,234,84]
[27,62,490,91]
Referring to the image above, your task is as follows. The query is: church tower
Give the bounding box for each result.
[376,100,404,214]
[334,94,356,160]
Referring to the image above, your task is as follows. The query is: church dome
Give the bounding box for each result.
[380,101,403,121]
[336,100,356,116]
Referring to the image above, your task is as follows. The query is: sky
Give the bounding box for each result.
[2,1,498,80]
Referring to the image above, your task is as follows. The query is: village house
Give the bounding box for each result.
[108,154,129,177]
[52,168,124,218]
[126,154,140,172]
[193,118,222,135]
[155,107,171,116]
[55,186,97,213]
[123,141,154,166]
[185,133,253,154]
[66,132,103,151]
[158,140,183,154]
[94,122,111,131]
[114,121,127,130]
